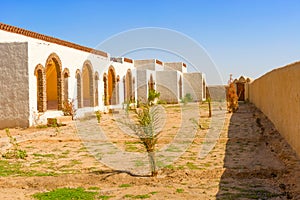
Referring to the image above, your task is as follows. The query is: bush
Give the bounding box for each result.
[95,110,102,123]
[148,89,160,104]
[226,83,239,113]
[62,99,76,120]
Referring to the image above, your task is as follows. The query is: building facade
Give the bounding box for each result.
[0,23,206,128]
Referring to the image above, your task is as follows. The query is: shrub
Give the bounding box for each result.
[148,89,160,105]
[62,99,76,120]
[226,83,239,113]
[95,110,102,123]
[119,104,161,176]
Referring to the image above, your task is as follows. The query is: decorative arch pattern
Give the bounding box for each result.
[34,64,46,112]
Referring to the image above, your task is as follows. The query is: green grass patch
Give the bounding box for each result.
[176,188,184,193]
[149,191,158,195]
[61,150,70,155]
[186,162,198,170]
[0,159,57,177]
[98,195,114,200]
[203,163,211,167]
[88,186,100,190]
[124,194,151,199]
[33,153,55,158]
[119,184,132,188]
[32,187,97,200]
[0,160,23,176]
[164,164,175,170]
[70,160,82,165]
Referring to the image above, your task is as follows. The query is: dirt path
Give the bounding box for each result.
[0,103,299,199]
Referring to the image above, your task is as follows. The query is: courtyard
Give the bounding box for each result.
[0,102,299,199]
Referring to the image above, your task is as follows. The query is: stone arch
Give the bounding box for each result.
[95,72,99,107]
[63,68,70,102]
[45,53,63,110]
[108,66,117,105]
[75,69,82,108]
[34,64,46,112]
[103,73,108,105]
[82,60,94,107]
[125,69,133,102]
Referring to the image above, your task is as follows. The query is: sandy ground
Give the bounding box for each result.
[0,102,299,199]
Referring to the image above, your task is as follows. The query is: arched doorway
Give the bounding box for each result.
[82,61,94,107]
[45,53,62,110]
[125,69,133,102]
[236,83,245,101]
[148,74,155,91]
[76,70,82,108]
[34,64,46,112]
[108,66,117,105]
[235,76,246,101]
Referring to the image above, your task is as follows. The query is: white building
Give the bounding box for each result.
[0,23,206,129]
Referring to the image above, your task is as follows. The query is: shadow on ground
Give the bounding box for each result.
[216,103,300,200]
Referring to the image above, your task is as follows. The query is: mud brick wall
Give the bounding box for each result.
[249,62,300,156]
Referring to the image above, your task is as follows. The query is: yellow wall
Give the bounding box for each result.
[249,62,300,156]
[46,64,57,101]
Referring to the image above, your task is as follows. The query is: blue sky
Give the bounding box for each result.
[1,0,300,84]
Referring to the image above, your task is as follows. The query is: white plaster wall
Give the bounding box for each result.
[0,29,205,127]
[134,59,164,71]
[183,72,204,101]
[164,62,185,72]
[103,60,136,108]
[136,69,156,102]
[156,71,180,103]
[0,30,136,125]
